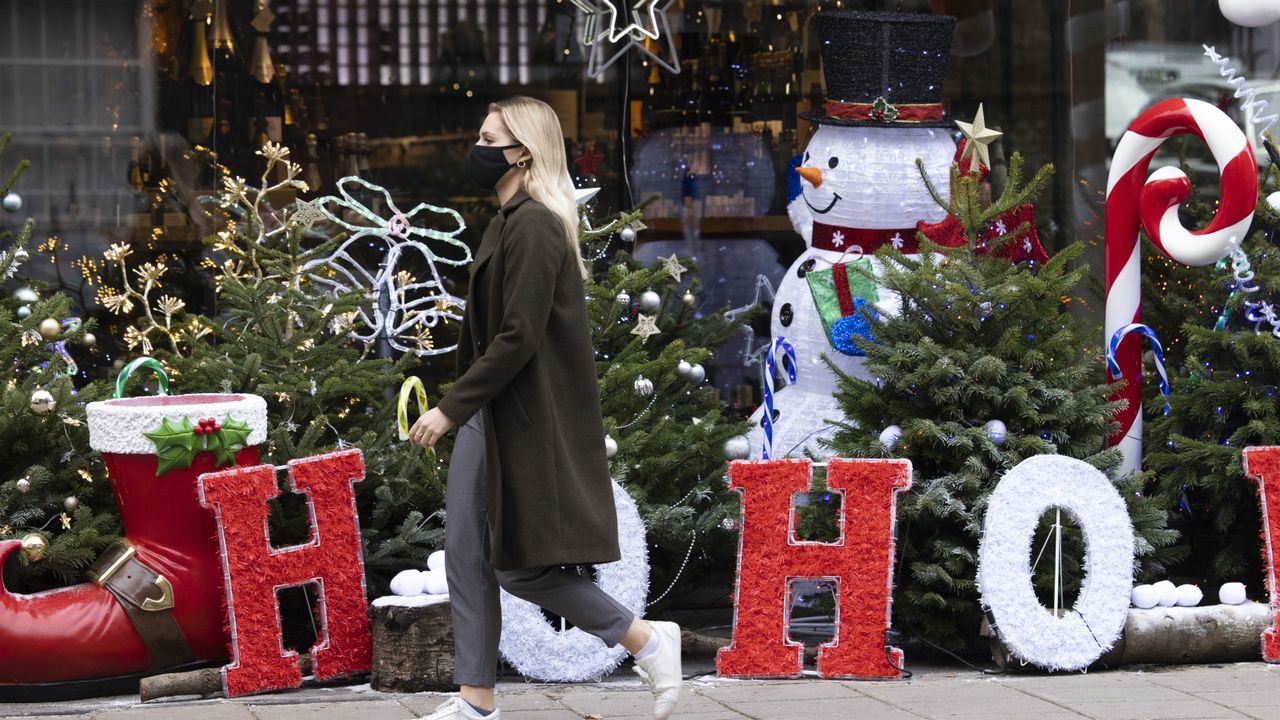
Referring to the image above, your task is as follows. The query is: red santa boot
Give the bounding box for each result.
[0,392,268,699]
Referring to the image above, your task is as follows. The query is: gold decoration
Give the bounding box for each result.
[660,254,687,282]
[955,103,1003,172]
[59,512,72,530]
[20,533,48,561]
[38,318,61,339]
[77,469,94,483]
[0,526,10,536]
[188,4,214,87]
[630,313,661,342]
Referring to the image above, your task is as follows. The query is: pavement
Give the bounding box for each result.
[7,660,1280,720]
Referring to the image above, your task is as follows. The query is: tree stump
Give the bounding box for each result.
[368,595,455,693]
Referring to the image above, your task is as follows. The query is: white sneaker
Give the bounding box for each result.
[419,696,500,720]
[632,620,683,720]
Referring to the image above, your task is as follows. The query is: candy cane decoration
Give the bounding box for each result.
[761,337,796,460]
[1106,97,1258,474]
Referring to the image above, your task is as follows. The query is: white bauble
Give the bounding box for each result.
[879,425,903,449]
[1219,0,1280,26]
[688,363,705,384]
[723,434,751,460]
[1174,584,1203,607]
[1219,582,1248,605]
[422,569,449,596]
[676,360,692,378]
[1153,580,1178,607]
[13,287,37,303]
[604,435,618,458]
[984,419,1007,445]
[426,549,446,572]
[390,569,425,596]
[1269,191,1280,214]
[1130,584,1160,609]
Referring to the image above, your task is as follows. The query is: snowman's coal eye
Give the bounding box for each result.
[828,156,839,169]
[804,151,810,162]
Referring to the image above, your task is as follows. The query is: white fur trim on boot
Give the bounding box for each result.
[87,394,269,454]
[633,621,683,720]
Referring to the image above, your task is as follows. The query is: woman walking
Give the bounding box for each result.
[408,95,683,720]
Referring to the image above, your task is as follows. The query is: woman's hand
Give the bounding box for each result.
[409,407,456,448]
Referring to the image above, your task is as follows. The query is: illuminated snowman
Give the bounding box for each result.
[745,11,959,459]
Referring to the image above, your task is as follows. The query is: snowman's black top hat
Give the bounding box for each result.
[801,11,956,128]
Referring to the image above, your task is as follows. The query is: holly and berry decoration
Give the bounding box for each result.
[143,415,253,476]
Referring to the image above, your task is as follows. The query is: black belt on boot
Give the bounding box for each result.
[87,540,196,670]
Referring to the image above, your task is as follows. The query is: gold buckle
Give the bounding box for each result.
[141,575,175,612]
[89,541,136,587]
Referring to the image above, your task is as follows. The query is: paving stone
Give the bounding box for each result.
[246,701,413,720]
[1060,700,1251,720]
[715,695,918,719]
[89,704,255,720]
[555,688,726,716]
[697,680,866,703]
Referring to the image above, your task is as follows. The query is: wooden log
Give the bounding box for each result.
[139,668,223,702]
[988,603,1272,669]
[368,595,455,693]
[1118,602,1270,665]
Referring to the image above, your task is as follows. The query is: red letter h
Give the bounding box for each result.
[716,458,911,679]
[199,449,372,697]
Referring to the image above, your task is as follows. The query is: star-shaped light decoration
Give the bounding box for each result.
[955,104,1002,172]
[630,313,661,342]
[291,198,326,230]
[569,0,681,79]
[660,254,687,282]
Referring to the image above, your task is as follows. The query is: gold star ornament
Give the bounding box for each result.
[660,254,687,282]
[630,313,661,342]
[955,104,1002,172]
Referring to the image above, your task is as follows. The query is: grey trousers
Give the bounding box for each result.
[445,412,637,688]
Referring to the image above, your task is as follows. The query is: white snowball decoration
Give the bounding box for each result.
[604,435,618,459]
[1219,0,1280,26]
[879,425,902,449]
[976,455,1135,671]
[1153,580,1178,607]
[1220,582,1248,605]
[1269,191,1280,214]
[1175,584,1203,607]
[499,480,649,682]
[422,569,449,596]
[390,569,425,596]
[427,549,445,572]
[1130,584,1160,609]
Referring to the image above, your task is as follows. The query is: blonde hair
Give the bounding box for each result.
[489,96,588,280]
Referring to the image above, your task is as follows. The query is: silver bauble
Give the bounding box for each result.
[29,389,55,415]
[688,363,706,384]
[615,291,631,306]
[83,332,97,347]
[723,434,751,460]
[63,496,79,512]
[619,226,637,243]
[634,374,654,396]
[13,247,29,263]
[604,435,618,458]
[1,192,21,213]
[682,290,696,307]
[676,360,692,378]
[639,289,661,313]
[879,425,903,449]
[984,419,1008,445]
[15,477,30,493]
[16,305,30,320]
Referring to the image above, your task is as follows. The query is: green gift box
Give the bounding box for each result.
[805,258,879,354]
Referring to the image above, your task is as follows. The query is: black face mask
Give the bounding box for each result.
[468,143,524,190]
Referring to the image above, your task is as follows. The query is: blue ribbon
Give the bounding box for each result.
[1106,323,1171,415]
[762,336,797,459]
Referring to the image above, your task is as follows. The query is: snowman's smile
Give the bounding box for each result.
[803,191,842,214]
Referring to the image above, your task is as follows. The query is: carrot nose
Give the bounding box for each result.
[797,166,823,188]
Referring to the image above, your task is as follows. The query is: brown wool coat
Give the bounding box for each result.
[437,189,621,571]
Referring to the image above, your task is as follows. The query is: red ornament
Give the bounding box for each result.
[716,458,912,679]
[573,143,605,177]
[1243,446,1280,661]
[199,449,372,697]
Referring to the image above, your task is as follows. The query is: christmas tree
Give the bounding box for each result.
[1143,139,1280,594]
[823,153,1178,647]
[575,199,750,611]
[108,145,447,595]
[0,132,117,591]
